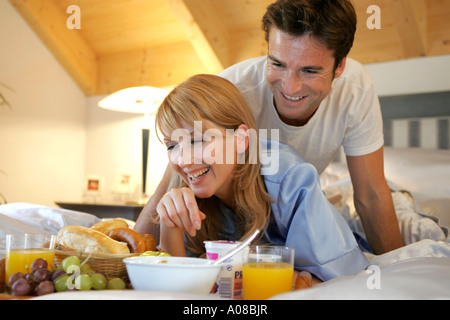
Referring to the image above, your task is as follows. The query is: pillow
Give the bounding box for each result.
[0,203,100,260]
[383,147,450,204]
[0,202,100,235]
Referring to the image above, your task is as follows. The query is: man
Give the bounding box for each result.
[135,0,403,255]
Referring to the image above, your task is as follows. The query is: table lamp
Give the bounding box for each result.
[98,86,169,202]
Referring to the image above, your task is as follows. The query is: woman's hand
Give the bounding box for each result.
[156,187,206,237]
[293,270,322,290]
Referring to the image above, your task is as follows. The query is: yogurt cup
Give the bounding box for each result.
[204,240,246,300]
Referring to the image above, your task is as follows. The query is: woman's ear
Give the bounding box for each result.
[236,124,249,154]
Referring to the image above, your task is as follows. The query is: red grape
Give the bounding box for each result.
[30,258,48,272]
[36,281,55,296]
[11,278,32,296]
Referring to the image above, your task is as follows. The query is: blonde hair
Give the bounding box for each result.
[155,74,272,255]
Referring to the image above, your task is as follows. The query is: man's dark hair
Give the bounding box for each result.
[262,0,357,70]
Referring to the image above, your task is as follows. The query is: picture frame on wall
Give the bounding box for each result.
[83,175,104,203]
[112,173,136,194]
[85,175,103,193]
[111,173,137,202]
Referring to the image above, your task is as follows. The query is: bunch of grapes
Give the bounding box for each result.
[9,255,126,297]
[9,258,57,296]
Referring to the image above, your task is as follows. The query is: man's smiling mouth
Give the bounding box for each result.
[282,92,306,101]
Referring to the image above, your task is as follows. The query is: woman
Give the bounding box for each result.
[155,74,368,281]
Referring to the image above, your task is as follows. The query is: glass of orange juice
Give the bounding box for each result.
[243,245,294,300]
[5,234,56,285]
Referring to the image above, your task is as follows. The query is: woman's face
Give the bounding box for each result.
[163,119,247,206]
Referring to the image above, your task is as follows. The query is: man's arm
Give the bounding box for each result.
[134,165,173,239]
[346,147,403,255]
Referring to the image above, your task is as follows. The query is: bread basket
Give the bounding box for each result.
[53,250,140,281]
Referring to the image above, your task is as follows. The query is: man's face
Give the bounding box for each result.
[266,28,346,126]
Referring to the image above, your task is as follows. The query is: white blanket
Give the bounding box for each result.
[1,202,449,300]
[273,257,450,300]
[321,162,448,247]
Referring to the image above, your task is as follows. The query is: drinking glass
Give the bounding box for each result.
[5,234,56,285]
[243,245,295,300]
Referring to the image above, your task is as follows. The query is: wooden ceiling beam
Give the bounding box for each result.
[388,0,427,58]
[9,0,97,95]
[165,0,230,74]
[97,43,210,95]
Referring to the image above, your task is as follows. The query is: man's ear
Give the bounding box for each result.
[334,57,347,79]
[236,124,249,154]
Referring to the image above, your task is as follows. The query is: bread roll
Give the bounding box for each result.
[90,218,129,235]
[108,228,147,253]
[56,225,130,254]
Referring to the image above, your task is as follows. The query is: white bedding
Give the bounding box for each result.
[2,146,450,300]
[1,201,449,300]
[321,147,450,247]
[383,147,450,206]
[273,257,450,300]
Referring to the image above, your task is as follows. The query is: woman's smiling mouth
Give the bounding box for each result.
[186,167,210,181]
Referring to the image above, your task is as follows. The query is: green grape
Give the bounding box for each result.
[140,251,171,257]
[62,256,80,273]
[107,277,126,290]
[79,263,93,275]
[76,274,93,291]
[91,273,107,290]
[140,251,160,256]
[54,275,70,292]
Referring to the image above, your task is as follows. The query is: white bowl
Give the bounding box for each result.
[123,256,222,295]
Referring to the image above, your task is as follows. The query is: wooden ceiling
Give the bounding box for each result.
[10,0,450,96]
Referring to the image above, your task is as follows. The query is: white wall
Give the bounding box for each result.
[0,1,86,206]
[84,95,168,203]
[0,0,169,207]
[365,55,450,96]
[1,0,449,208]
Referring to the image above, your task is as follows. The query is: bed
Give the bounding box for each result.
[0,145,449,300]
[1,94,450,300]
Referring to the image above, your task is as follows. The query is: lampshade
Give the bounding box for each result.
[98,86,169,115]
[97,86,169,200]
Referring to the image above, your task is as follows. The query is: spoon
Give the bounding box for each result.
[210,229,260,265]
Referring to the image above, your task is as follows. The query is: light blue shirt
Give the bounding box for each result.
[259,140,369,281]
[188,140,369,281]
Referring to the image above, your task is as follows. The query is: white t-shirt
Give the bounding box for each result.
[219,56,384,174]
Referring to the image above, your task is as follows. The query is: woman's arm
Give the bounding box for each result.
[134,165,173,237]
[160,222,186,256]
[155,187,206,256]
